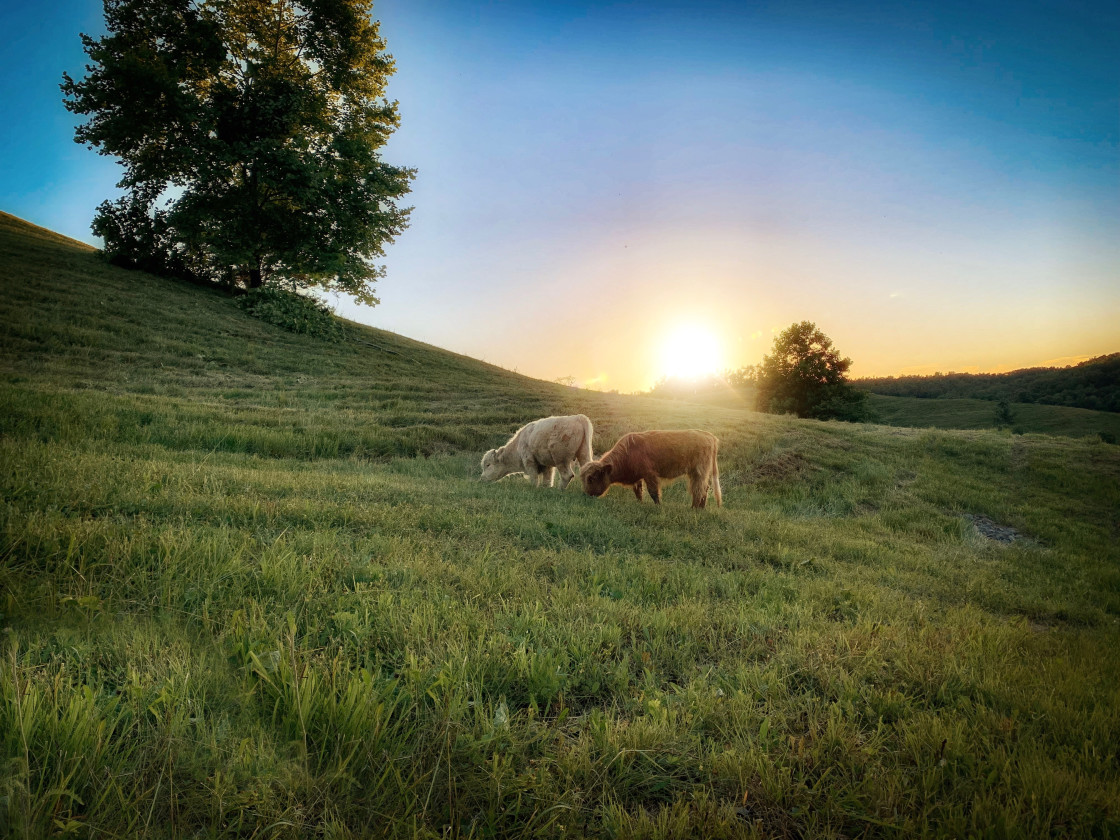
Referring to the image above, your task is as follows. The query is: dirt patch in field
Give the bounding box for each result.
[965,514,1022,544]
[894,469,917,489]
[743,452,812,484]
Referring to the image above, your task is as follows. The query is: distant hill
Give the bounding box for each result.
[855,354,1120,413]
[643,373,1120,438]
[867,394,1120,439]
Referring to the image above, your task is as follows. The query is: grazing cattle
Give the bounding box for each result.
[480,414,594,488]
[581,429,722,508]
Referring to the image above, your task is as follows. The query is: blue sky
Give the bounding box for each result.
[2,0,1117,389]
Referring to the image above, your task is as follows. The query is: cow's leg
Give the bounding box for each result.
[689,468,710,508]
[644,476,661,504]
[540,466,555,488]
[633,480,644,501]
[522,461,540,485]
[556,463,574,489]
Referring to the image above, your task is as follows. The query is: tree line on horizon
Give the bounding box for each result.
[854,354,1120,413]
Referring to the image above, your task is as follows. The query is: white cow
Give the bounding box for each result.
[480,414,594,489]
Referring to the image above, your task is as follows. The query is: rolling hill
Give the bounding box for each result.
[856,355,1120,413]
[644,381,1120,439]
[867,393,1120,439]
[1,211,1118,838]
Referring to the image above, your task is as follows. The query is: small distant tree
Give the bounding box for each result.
[993,399,1016,429]
[62,0,414,304]
[756,321,868,421]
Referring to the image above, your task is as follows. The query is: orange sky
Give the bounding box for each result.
[367,223,1117,393]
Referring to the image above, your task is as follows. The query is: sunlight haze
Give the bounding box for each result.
[658,324,725,382]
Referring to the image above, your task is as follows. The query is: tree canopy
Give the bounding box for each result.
[756,321,868,421]
[62,0,414,305]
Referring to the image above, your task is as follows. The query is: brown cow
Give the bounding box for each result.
[581,429,722,508]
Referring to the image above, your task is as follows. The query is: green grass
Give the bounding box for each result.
[1,210,1119,838]
[867,393,1120,439]
[645,389,1120,440]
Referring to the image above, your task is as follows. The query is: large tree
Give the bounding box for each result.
[62,0,414,305]
[756,321,868,421]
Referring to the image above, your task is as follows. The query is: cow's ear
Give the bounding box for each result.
[602,463,613,476]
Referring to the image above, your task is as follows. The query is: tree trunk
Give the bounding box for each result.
[248,251,265,288]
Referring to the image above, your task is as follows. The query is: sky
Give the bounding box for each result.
[1,0,1118,391]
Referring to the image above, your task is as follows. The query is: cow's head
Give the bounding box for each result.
[580,461,612,497]
[480,447,505,482]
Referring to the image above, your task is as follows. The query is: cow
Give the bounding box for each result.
[480,414,594,489]
[580,429,722,508]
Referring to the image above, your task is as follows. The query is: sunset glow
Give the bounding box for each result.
[1,1,1116,392]
[659,325,724,381]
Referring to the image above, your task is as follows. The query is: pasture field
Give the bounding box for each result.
[648,388,1120,440]
[866,394,1120,440]
[1,211,1119,838]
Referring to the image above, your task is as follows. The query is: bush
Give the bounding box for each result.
[810,387,871,422]
[236,286,347,342]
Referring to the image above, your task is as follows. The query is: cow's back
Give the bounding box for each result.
[624,430,716,478]
[524,415,590,464]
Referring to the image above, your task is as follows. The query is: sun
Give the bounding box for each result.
[659,324,724,381]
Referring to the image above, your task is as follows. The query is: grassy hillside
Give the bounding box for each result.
[2,210,1119,838]
[868,394,1120,439]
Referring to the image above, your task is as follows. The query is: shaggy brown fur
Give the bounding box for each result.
[581,430,722,508]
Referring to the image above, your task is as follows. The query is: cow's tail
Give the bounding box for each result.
[577,414,594,465]
[711,441,722,507]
